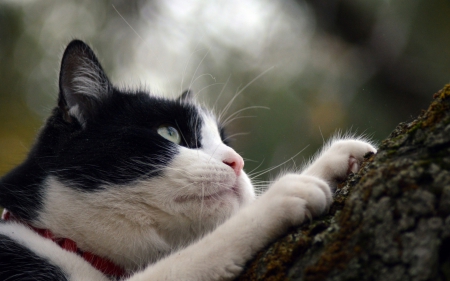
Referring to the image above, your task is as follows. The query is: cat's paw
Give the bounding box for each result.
[251,138,376,232]
[257,174,331,227]
[302,138,377,188]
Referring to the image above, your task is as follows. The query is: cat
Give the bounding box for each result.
[0,40,376,281]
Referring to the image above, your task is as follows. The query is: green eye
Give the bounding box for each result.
[157,125,181,144]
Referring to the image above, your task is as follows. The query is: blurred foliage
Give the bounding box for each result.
[0,0,449,184]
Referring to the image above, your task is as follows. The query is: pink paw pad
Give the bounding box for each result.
[348,156,359,174]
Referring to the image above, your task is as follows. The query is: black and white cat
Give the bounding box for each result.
[0,40,376,281]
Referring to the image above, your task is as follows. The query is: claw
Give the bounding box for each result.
[305,209,313,223]
[348,156,359,174]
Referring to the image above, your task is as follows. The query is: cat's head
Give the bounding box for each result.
[0,40,254,267]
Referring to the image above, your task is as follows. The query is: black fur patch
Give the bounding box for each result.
[0,40,205,221]
[0,91,204,220]
[219,125,230,146]
[42,90,204,188]
[0,232,69,281]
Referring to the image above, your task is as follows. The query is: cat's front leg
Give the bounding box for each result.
[125,176,331,281]
[301,138,377,188]
[263,138,377,225]
[125,186,313,281]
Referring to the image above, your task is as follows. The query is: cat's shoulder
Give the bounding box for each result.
[0,222,109,281]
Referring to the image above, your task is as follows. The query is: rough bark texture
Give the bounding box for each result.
[236,85,450,281]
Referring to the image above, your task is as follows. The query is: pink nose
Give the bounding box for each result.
[223,151,244,176]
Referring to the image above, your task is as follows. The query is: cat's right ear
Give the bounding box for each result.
[58,40,112,127]
[177,89,195,103]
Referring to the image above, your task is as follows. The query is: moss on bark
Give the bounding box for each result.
[236,85,450,281]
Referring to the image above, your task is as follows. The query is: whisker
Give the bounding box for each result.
[191,74,217,97]
[221,116,256,127]
[189,49,211,91]
[242,158,260,163]
[207,143,221,164]
[221,132,250,143]
[248,146,309,179]
[213,75,231,111]
[112,5,144,41]
[247,158,265,175]
[221,106,269,127]
[128,160,197,178]
[180,38,205,93]
[319,126,325,146]
[173,182,197,194]
[199,183,205,233]
[196,82,225,97]
[218,67,274,122]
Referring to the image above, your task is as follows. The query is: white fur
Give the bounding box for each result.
[64,57,110,126]
[34,126,376,281]
[67,104,85,126]
[72,57,109,99]
[126,138,376,281]
[302,136,376,187]
[0,223,109,281]
[6,104,376,280]
[37,110,254,272]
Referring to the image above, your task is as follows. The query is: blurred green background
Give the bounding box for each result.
[1,0,449,184]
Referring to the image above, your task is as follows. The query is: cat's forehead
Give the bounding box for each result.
[109,92,194,124]
[113,91,221,148]
[200,110,222,144]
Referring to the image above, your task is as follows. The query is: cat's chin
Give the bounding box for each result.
[174,183,239,204]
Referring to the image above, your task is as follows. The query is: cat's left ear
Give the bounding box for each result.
[58,40,112,126]
[177,89,195,103]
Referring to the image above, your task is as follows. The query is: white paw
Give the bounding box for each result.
[254,138,376,231]
[258,174,331,227]
[302,138,377,188]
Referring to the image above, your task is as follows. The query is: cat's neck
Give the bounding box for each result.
[1,209,128,278]
[34,177,221,271]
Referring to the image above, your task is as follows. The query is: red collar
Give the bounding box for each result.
[2,209,127,279]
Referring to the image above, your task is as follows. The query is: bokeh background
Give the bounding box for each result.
[1,0,450,183]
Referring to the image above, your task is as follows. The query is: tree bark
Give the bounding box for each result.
[236,85,450,281]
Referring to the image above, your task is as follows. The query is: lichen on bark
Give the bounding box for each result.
[236,85,450,281]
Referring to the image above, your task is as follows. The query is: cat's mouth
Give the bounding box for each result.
[174,183,240,203]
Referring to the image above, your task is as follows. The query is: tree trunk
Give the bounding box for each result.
[236,85,450,281]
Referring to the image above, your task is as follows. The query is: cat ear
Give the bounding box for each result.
[178,89,195,103]
[58,40,112,126]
